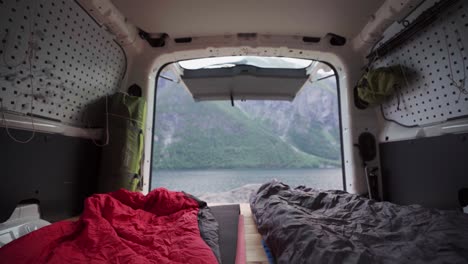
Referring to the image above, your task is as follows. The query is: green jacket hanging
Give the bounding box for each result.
[357,66,405,106]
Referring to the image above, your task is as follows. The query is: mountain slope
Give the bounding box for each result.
[237,78,341,160]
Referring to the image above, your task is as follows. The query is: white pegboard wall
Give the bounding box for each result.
[0,0,126,127]
[376,1,468,127]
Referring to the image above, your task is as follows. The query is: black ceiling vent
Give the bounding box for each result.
[128,84,142,97]
[302,36,321,43]
[237,33,257,40]
[328,33,346,46]
[139,29,168,47]
[174,37,193,43]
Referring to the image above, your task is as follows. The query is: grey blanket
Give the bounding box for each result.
[250,181,468,264]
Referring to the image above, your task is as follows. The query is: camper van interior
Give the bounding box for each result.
[1,0,468,263]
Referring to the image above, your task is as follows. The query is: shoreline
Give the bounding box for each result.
[150,168,343,197]
[152,167,341,172]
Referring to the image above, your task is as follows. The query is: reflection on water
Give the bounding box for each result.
[151,168,343,198]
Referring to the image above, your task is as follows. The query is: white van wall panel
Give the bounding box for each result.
[0,0,126,127]
[376,2,468,127]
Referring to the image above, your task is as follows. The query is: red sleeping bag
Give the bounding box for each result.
[0,188,219,264]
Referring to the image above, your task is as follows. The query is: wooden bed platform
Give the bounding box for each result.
[209,203,268,264]
[239,203,269,264]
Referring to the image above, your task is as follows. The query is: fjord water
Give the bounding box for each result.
[151,168,343,196]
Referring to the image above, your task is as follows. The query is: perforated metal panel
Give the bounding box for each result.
[376,1,468,126]
[0,0,126,126]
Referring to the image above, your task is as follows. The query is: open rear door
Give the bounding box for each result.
[173,56,320,102]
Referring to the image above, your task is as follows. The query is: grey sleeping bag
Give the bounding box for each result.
[250,181,468,264]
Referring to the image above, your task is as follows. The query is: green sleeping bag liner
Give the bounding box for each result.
[99,92,146,192]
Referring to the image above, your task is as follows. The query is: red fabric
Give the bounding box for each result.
[0,188,218,264]
[235,215,246,264]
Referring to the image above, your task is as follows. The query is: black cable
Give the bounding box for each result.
[159,75,176,82]
[114,39,127,81]
[379,104,418,128]
[311,74,335,83]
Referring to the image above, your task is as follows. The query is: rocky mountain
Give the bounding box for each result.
[152,69,341,169]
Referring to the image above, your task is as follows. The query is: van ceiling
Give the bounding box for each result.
[110,0,386,39]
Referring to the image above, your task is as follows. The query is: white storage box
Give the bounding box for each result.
[0,204,50,247]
